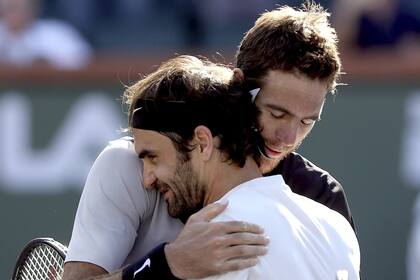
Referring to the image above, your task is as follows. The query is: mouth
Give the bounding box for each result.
[263,145,284,159]
[158,186,171,200]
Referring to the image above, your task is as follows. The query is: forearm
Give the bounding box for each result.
[87,270,122,280]
[62,261,108,280]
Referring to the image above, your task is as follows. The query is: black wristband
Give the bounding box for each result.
[122,243,180,280]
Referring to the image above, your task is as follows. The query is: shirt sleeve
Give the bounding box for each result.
[269,152,356,231]
[65,139,155,272]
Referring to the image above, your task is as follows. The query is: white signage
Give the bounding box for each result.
[0,92,124,193]
[401,92,420,188]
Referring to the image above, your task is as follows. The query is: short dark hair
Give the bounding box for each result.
[124,55,257,167]
[236,3,341,93]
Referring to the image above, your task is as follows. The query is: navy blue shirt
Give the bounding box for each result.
[267,152,355,230]
[358,7,420,48]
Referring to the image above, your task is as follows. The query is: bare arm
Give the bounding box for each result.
[62,262,108,280]
[86,271,122,280]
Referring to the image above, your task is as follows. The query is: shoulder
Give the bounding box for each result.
[213,176,285,222]
[274,152,341,192]
[272,152,345,203]
[100,137,137,161]
[293,194,361,265]
[299,195,360,260]
[270,152,355,229]
[90,137,140,180]
[83,137,156,217]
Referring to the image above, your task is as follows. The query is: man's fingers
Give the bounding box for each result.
[205,246,265,275]
[220,220,265,234]
[224,232,270,246]
[224,244,268,260]
[188,201,229,222]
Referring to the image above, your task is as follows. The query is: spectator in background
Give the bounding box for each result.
[54,0,153,46]
[0,0,92,69]
[332,0,420,63]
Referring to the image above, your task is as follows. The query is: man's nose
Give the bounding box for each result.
[142,166,157,189]
[275,121,299,147]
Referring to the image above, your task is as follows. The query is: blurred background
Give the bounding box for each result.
[1,0,420,279]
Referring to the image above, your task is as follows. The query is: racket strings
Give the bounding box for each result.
[17,244,64,280]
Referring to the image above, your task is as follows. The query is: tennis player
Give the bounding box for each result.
[63,3,356,280]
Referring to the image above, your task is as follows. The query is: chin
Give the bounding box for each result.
[259,156,282,174]
[167,208,178,218]
[170,206,198,223]
[167,200,180,218]
[168,202,195,218]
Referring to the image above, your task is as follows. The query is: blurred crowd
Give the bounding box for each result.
[0,0,91,69]
[0,0,419,69]
[333,0,420,74]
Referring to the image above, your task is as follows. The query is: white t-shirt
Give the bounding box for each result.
[65,138,184,272]
[0,19,91,69]
[198,175,360,280]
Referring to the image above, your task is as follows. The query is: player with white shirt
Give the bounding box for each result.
[202,175,359,280]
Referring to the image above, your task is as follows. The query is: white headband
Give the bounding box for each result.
[249,88,260,102]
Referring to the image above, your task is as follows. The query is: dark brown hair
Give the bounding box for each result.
[124,55,257,167]
[236,2,341,93]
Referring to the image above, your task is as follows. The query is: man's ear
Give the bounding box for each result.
[193,125,214,161]
[233,68,245,81]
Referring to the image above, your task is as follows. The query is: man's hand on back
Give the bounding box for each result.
[164,201,269,279]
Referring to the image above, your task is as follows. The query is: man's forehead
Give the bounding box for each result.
[256,70,328,117]
[261,69,328,88]
[261,70,327,96]
[133,129,170,152]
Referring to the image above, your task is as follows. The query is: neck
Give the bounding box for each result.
[203,157,262,205]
